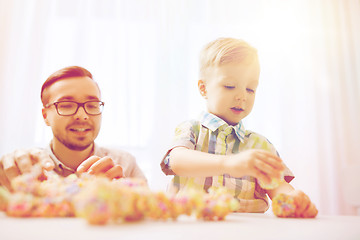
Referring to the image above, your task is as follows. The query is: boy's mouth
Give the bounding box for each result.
[231,107,244,114]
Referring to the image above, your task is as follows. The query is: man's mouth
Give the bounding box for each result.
[69,127,91,132]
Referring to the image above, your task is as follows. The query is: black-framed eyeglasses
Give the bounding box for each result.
[45,101,105,116]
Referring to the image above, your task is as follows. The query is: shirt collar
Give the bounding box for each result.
[45,143,75,175]
[45,142,97,176]
[199,111,246,142]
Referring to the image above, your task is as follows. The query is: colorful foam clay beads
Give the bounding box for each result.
[272,193,296,218]
[0,173,239,224]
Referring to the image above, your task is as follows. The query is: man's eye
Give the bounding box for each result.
[224,85,235,89]
[59,104,74,108]
[87,104,99,109]
[246,88,255,93]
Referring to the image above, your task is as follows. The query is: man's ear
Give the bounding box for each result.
[198,80,207,99]
[42,108,50,126]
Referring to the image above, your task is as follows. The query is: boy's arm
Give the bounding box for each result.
[266,181,295,199]
[267,182,318,218]
[169,146,284,185]
[169,147,226,177]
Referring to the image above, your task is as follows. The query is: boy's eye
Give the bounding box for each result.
[246,88,255,93]
[224,85,235,89]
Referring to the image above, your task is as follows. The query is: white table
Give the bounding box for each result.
[1,212,360,240]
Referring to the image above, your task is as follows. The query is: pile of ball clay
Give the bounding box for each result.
[0,173,240,225]
[271,193,297,218]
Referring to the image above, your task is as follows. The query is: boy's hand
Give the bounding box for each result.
[0,148,54,190]
[290,190,318,218]
[77,156,124,179]
[224,149,284,185]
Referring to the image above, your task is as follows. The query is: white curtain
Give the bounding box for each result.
[0,0,359,215]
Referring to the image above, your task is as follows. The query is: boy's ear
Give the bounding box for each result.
[42,108,51,126]
[198,80,207,98]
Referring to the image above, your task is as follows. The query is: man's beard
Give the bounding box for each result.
[55,135,93,151]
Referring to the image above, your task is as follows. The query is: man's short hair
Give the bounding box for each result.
[41,66,98,106]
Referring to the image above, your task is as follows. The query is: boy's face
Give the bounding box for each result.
[199,61,260,125]
[42,77,102,151]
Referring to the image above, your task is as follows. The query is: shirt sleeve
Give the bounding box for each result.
[246,132,295,183]
[160,120,199,176]
[263,136,295,183]
[125,154,147,180]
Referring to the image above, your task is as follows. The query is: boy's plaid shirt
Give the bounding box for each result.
[161,111,293,213]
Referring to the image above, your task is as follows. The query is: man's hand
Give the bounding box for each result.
[76,156,124,179]
[224,149,285,185]
[0,148,55,190]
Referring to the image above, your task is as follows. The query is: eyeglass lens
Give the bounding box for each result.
[56,102,103,115]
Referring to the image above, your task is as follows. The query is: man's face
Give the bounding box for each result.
[199,61,260,125]
[42,77,102,151]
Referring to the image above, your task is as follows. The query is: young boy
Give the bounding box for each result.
[160,38,317,217]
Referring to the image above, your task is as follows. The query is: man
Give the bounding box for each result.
[0,66,146,190]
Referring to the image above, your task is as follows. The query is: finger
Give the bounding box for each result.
[29,148,54,171]
[255,149,282,161]
[76,156,101,173]
[254,158,282,179]
[0,162,13,191]
[4,166,20,182]
[2,153,17,172]
[259,153,285,171]
[2,154,21,182]
[253,167,271,185]
[87,156,114,175]
[252,152,284,174]
[303,203,318,218]
[293,191,310,217]
[14,149,34,174]
[105,165,124,179]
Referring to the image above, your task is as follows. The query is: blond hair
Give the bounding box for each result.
[199,37,258,79]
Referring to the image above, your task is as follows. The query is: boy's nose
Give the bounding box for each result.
[235,91,246,101]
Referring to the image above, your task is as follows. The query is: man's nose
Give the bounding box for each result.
[74,105,89,120]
